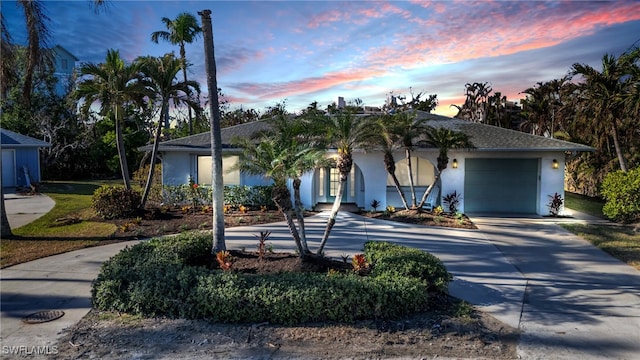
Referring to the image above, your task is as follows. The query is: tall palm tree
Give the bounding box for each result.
[75,49,149,189]
[417,127,475,209]
[151,12,202,135]
[16,0,51,107]
[315,109,373,255]
[369,113,410,210]
[520,84,551,136]
[199,9,225,253]
[137,53,200,208]
[393,111,428,208]
[571,49,640,172]
[1,14,18,101]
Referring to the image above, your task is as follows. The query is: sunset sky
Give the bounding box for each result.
[4,0,640,116]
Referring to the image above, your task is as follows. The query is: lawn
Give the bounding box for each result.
[562,191,639,271]
[1,181,120,268]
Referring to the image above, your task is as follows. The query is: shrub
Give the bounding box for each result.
[92,185,142,219]
[601,167,640,223]
[364,241,451,292]
[547,192,564,216]
[92,235,448,325]
[442,191,461,213]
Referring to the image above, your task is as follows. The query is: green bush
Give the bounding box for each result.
[364,241,452,292]
[92,235,449,325]
[91,185,142,219]
[160,184,275,209]
[601,167,640,223]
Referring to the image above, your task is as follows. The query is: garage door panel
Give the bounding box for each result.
[2,149,16,187]
[464,158,538,213]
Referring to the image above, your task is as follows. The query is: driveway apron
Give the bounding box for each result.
[471,216,640,360]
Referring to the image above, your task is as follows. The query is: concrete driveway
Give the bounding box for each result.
[2,190,55,229]
[1,207,639,359]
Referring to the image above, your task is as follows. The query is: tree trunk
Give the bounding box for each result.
[611,122,628,172]
[180,43,194,135]
[273,185,305,257]
[405,148,417,208]
[1,155,13,238]
[317,170,346,255]
[139,101,167,209]
[417,171,442,209]
[114,106,131,190]
[384,151,409,210]
[292,177,310,253]
[200,9,225,253]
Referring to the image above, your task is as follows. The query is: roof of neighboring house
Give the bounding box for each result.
[141,112,594,153]
[52,45,79,61]
[0,128,51,148]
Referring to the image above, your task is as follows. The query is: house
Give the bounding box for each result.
[50,45,79,96]
[1,129,51,188]
[143,111,594,215]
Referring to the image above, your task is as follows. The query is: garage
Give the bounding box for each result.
[464,158,539,214]
[2,149,16,187]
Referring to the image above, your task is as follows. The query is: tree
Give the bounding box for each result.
[392,111,429,208]
[315,109,373,255]
[199,9,225,253]
[368,113,410,210]
[233,137,308,256]
[75,49,150,189]
[151,12,202,135]
[571,49,640,172]
[453,82,493,123]
[137,53,200,209]
[417,127,475,209]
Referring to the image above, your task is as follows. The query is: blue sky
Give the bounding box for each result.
[4,0,640,116]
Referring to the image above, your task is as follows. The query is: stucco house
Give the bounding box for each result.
[1,128,51,188]
[144,111,593,215]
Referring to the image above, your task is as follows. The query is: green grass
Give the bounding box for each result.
[564,192,606,218]
[12,181,118,237]
[562,223,639,271]
[1,180,121,268]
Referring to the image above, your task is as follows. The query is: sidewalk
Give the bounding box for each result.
[2,191,55,229]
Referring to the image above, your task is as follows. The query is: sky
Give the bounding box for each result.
[3,0,640,116]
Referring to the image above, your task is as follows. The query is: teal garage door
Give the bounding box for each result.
[464,158,538,213]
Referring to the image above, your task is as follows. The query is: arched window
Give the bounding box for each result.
[387,157,435,186]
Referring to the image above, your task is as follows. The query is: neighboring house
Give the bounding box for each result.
[50,45,79,96]
[143,111,593,215]
[1,128,51,188]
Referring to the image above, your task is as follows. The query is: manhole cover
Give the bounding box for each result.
[22,310,65,324]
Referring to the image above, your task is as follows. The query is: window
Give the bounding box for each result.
[197,155,240,185]
[387,157,435,186]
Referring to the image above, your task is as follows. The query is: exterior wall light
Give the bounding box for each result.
[552,159,559,169]
[452,159,458,169]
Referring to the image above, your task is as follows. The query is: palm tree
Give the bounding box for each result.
[571,49,640,172]
[259,113,328,254]
[137,53,200,208]
[520,84,551,136]
[369,113,409,210]
[1,14,18,101]
[199,9,225,253]
[417,127,475,209]
[393,111,428,208]
[75,49,149,189]
[233,136,308,256]
[315,109,373,255]
[151,12,202,135]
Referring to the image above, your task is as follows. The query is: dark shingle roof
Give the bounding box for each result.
[0,128,51,148]
[415,112,594,152]
[143,113,593,153]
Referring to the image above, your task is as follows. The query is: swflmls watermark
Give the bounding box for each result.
[2,345,59,356]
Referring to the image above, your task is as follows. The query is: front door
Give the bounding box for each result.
[326,167,350,202]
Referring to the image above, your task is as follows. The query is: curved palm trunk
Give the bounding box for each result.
[384,151,409,210]
[179,43,194,135]
[418,172,442,209]
[114,106,131,189]
[140,101,167,208]
[273,185,305,257]
[405,148,417,208]
[292,178,310,253]
[611,122,628,172]
[317,163,348,255]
